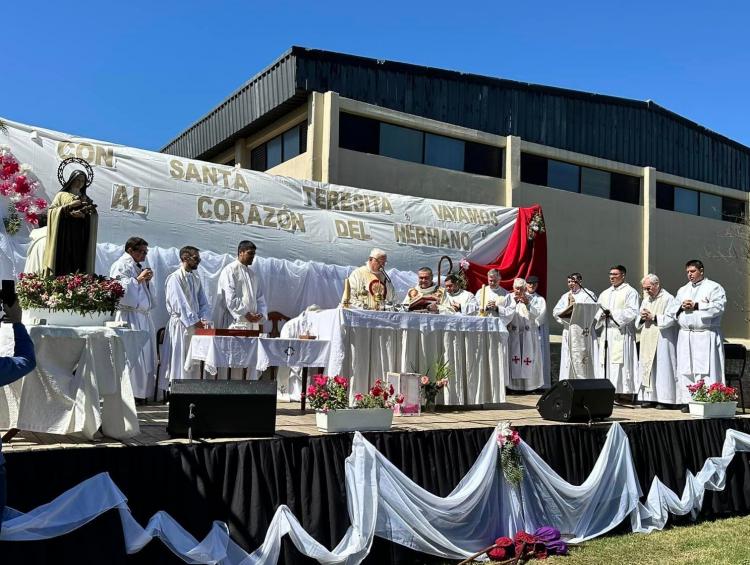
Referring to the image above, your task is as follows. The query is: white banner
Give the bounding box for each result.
[0,117,516,271]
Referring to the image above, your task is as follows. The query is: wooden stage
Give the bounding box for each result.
[4,394,747,453]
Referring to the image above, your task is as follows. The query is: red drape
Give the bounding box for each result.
[462,205,548,297]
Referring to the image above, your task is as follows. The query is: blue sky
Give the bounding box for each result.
[3,1,748,151]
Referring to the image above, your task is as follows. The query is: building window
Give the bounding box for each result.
[379,123,423,164]
[655,182,674,210]
[610,172,640,204]
[425,133,464,171]
[580,167,610,198]
[338,112,502,178]
[520,153,548,186]
[722,196,746,223]
[699,192,722,220]
[547,159,579,192]
[250,122,307,172]
[674,187,699,215]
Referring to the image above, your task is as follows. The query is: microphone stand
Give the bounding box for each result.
[379,267,393,307]
[573,281,619,384]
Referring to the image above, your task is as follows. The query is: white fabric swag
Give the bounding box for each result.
[3,422,750,563]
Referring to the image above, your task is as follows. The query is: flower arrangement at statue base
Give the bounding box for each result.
[306,376,403,433]
[497,422,523,487]
[18,272,124,327]
[687,379,738,419]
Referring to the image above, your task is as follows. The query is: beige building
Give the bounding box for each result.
[163,48,750,342]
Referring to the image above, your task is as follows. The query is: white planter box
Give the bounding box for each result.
[315,408,393,433]
[22,308,113,327]
[688,401,737,419]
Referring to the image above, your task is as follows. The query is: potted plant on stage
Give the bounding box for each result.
[17,272,124,327]
[419,360,451,412]
[308,376,404,433]
[687,379,738,418]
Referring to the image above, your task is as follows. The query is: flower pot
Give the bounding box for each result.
[315,408,393,433]
[688,401,737,419]
[22,308,114,327]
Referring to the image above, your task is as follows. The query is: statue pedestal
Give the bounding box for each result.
[22,308,113,327]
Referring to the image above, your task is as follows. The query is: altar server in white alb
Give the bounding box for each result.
[213,240,267,329]
[594,265,640,401]
[439,274,478,315]
[525,275,550,389]
[667,259,726,406]
[636,274,679,408]
[475,269,510,318]
[504,278,544,391]
[347,248,396,309]
[109,236,157,399]
[158,246,211,389]
[552,273,598,381]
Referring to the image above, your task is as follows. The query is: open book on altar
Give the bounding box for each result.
[407,296,440,312]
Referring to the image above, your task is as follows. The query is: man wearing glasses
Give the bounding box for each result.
[594,265,640,405]
[158,246,211,390]
[347,248,396,309]
[110,236,156,400]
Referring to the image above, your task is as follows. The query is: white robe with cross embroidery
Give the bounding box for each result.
[504,295,544,390]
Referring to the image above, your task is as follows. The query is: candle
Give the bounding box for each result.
[480,284,487,311]
[342,278,351,306]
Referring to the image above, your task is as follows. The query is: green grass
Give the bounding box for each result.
[482,516,750,565]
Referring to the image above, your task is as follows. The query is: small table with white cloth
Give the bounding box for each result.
[304,308,509,405]
[185,336,331,411]
[0,325,148,440]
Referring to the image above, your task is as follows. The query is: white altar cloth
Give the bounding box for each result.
[0,326,147,440]
[305,308,509,405]
[186,336,330,375]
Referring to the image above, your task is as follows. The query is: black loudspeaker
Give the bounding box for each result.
[167,379,276,438]
[536,379,615,422]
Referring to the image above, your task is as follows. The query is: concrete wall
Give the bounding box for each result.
[336,149,504,205]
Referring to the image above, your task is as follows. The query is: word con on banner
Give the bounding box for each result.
[197,196,306,232]
[57,141,115,169]
[169,159,250,193]
[393,223,472,251]
[302,186,393,214]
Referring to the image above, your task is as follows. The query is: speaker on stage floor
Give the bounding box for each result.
[536,379,615,422]
[167,379,276,438]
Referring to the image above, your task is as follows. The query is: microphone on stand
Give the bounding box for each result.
[379,266,393,303]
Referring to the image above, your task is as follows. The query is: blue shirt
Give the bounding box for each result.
[0,324,37,465]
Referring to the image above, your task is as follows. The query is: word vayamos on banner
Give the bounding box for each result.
[394,223,473,251]
[168,158,250,193]
[431,204,502,226]
[302,185,394,214]
[197,196,306,232]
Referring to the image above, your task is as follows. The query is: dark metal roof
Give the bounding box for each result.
[162,46,750,192]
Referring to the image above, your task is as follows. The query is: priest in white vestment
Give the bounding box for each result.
[474,269,511,319]
[552,273,598,381]
[347,248,396,309]
[438,274,478,315]
[636,274,679,408]
[402,267,444,310]
[23,215,47,275]
[504,278,544,391]
[666,259,726,406]
[594,265,640,398]
[158,246,211,389]
[526,276,550,389]
[109,237,157,399]
[213,240,267,328]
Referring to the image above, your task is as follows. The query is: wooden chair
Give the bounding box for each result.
[267,311,291,338]
[153,327,166,403]
[725,343,748,414]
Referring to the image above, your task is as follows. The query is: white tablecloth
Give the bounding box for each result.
[186,336,330,375]
[305,308,509,405]
[0,325,147,440]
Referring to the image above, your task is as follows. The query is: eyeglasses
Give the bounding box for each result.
[188,256,201,264]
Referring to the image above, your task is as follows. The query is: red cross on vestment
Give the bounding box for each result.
[523,357,533,366]
[512,355,521,364]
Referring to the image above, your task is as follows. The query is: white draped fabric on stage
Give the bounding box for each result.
[4,422,750,564]
[0,326,146,439]
[305,308,509,405]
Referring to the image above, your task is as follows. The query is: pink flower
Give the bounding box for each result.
[420,375,430,385]
[307,385,316,396]
[395,394,405,404]
[313,375,328,386]
[354,393,363,402]
[334,376,348,387]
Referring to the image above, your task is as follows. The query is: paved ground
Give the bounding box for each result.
[3,395,747,453]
